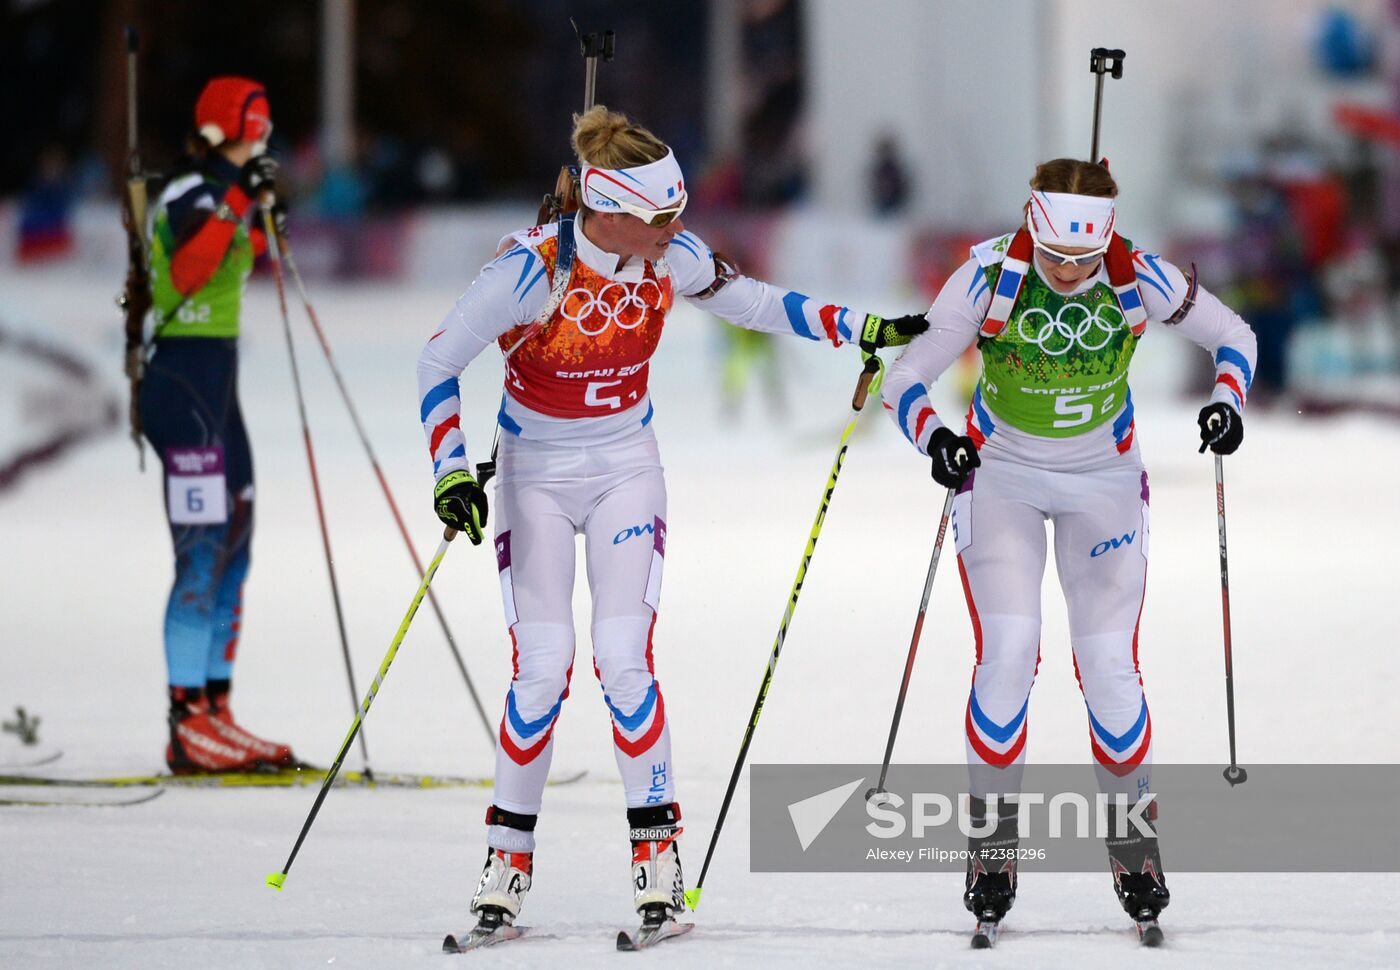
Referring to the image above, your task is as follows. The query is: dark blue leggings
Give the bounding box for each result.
[138,339,253,688]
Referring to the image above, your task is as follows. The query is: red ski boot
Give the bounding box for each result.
[206,687,296,768]
[166,689,261,774]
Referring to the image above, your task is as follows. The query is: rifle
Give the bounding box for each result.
[477,22,615,488]
[118,25,152,471]
[535,21,614,225]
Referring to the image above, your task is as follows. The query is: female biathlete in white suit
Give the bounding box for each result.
[416,106,926,934]
[882,158,1256,930]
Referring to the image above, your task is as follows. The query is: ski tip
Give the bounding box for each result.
[970,934,993,950]
[442,934,459,954]
[615,931,633,951]
[682,888,702,910]
[265,872,286,891]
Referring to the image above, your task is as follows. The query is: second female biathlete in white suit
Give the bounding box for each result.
[416,106,925,935]
[882,158,1257,931]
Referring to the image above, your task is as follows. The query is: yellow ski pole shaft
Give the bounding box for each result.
[686,357,882,910]
[266,527,458,891]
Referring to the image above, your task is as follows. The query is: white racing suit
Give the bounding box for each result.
[418,214,875,827]
[884,239,1257,799]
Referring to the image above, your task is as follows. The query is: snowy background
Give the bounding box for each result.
[1,255,1398,968]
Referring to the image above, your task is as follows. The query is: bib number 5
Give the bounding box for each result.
[585,380,623,410]
[1052,391,1117,429]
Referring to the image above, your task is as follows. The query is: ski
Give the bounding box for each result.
[1136,919,1164,947]
[441,925,528,953]
[970,920,1001,949]
[0,767,586,791]
[0,788,166,808]
[0,749,62,769]
[616,919,694,951]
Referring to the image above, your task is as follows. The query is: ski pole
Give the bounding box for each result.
[1088,47,1126,162]
[267,527,458,890]
[272,233,495,745]
[864,487,956,803]
[686,356,883,910]
[119,25,152,471]
[261,201,371,774]
[1209,452,1247,787]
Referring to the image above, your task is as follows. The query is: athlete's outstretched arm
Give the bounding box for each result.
[669,229,915,347]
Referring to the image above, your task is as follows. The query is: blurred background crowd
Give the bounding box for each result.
[5,0,1400,415]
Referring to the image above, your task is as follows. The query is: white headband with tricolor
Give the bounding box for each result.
[1027,191,1116,248]
[580,148,686,214]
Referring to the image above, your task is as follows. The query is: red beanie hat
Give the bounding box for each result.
[195,77,272,147]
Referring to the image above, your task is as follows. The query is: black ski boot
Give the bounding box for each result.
[1106,800,1169,945]
[964,795,1019,948]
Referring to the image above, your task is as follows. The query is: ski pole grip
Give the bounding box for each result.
[852,356,880,411]
[443,527,458,542]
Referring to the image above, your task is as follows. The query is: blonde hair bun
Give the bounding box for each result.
[572,105,669,169]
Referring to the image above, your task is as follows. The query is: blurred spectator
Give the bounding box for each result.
[17,145,75,262]
[718,325,786,421]
[740,0,808,205]
[869,133,911,217]
[1223,172,1319,402]
[1312,6,1378,78]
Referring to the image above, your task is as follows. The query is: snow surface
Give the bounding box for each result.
[2,262,1398,968]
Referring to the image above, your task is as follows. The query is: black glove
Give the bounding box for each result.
[237,154,279,198]
[927,426,981,489]
[860,312,929,352]
[433,470,489,545]
[1197,402,1243,455]
[260,199,289,237]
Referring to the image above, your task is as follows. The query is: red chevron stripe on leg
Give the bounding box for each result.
[612,687,666,758]
[499,717,557,766]
[965,702,1028,767]
[1089,712,1152,777]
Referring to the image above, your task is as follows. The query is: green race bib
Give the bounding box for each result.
[977,245,1139,438]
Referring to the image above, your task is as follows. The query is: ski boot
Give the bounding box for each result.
[165,687,261,774]
[470,806,537,927]
[469,848,533,926]
[206,682,296,767]
[443,807,536,953]
[618,802,693,950]
[964,795,1019,948]
[1106,800,1170,946]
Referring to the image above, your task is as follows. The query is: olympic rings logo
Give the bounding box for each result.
[1015,302,1125,356]
[560,280,664,336]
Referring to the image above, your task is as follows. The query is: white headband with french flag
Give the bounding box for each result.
[581,148,686,214]
[1027,191,1116,248]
